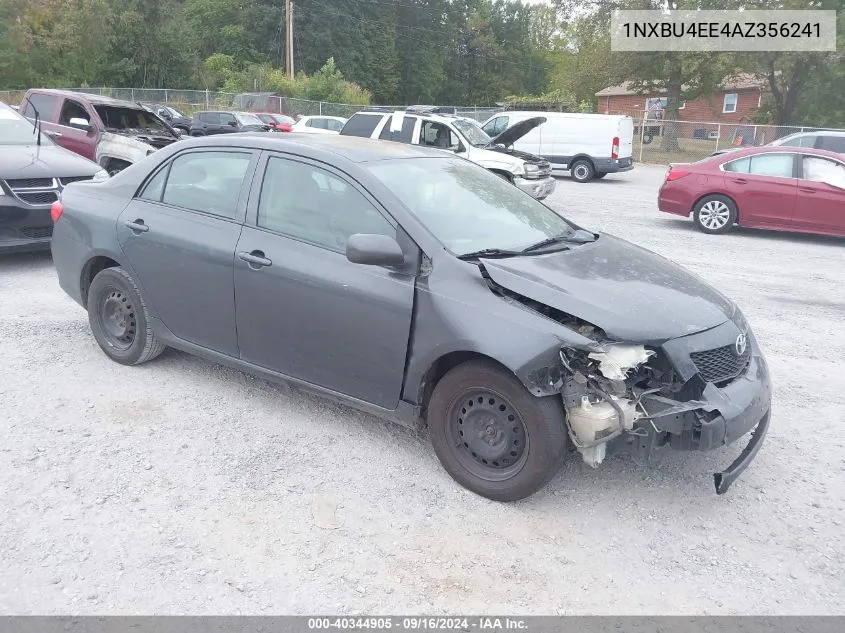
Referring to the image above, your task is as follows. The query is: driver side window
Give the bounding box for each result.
[59,99,89,126]
[419,121,458,150]
[257,156,395,253]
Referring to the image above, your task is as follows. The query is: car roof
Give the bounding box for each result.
[352,110,464,125]
[177,132,454,163]
[712,145,845,162]
[27,89,142,109]
[785,130,845,137]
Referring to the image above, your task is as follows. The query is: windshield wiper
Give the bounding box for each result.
[457,248,523,261]
[521,229,597,253]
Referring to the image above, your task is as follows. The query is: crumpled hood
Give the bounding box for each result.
[487,116,546,148]
[0,142,100,178]
[481,233,735,343]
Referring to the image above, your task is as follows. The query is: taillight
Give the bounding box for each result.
[611,136,619,160]
[50,200,63,222]
[665,169,690,182]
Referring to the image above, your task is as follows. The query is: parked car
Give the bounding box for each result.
[255,113,296,132]
[142,103,192,133]
[50,134,770,500]
[292,115,347,135]
[340,109,556,200]
[481,111,635,183]
[711,130,845,157]
[189,111,272,136]
[0,102,107,253]
[19,89,181,175]
[659,146,845,237]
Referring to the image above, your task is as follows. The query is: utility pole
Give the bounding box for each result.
[285,0,294,79]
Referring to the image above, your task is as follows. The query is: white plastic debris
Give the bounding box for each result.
[588,345,654,380]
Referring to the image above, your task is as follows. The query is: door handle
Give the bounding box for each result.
[238,250,272,268]
[732,178,748,184]
[799,186,816,193]
[124,219,149,233]
[44,130,62,138]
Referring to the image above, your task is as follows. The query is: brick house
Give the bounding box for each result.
[596,73,769,124]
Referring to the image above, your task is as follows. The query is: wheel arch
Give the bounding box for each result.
[80,253,125,306]
[416,350,541,418]
[568,154,595,171]
[692,191,740,221]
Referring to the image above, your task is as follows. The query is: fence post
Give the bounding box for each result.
[205,89,210,109]
[715,124,721,151]
[164,89,169,104]
[801,127,805,133]
[319,101,323,115]
[131,88,135,103]
[638,116,645,163]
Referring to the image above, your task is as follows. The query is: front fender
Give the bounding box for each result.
[95,133,154,167]
[402,268,599,404]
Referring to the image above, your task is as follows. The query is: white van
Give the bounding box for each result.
[481,111,635,183]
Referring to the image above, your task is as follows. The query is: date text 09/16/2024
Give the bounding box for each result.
[307,617,528,630]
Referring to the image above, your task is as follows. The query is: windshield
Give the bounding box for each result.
[166,106,186,118]
[0,105,53,145]
[236,112,265,126]
[366,158,575,256]
[95,105,170,134]
[452,119,491,147]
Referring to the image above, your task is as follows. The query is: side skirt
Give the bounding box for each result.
[151,318,424,432]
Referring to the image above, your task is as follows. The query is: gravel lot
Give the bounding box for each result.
[1,164,844,615]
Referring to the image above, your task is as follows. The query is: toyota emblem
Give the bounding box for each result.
[735,332,748,356]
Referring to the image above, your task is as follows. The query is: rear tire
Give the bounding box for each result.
[87,267,165,366]
[427,360,566,502]
[693,194,737,234]
[570,159,594,183]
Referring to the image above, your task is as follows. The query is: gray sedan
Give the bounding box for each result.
[50,134,771,501]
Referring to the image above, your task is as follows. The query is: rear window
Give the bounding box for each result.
[340,113,383,138]
[816,135,845,154]
[21,93,59,121]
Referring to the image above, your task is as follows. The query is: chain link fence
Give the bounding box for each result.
[0,87,502,123]
[632,117,845,165]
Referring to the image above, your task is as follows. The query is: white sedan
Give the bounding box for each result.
[292,115,348,135]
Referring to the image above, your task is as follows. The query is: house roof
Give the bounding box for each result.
[596,73,768,97]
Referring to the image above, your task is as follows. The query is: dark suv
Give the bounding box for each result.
[189,111,271,136]
[142,103,192,133]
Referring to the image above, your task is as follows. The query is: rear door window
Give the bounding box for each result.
[749,153,795,178]
[816,135,845,154]
[22,93,59,121]
[778,134,815,148]
[419,120,459,149]
[340,113,383,137]
[325,118,345,132]
[161,151,253,219]
[200,112,219,124]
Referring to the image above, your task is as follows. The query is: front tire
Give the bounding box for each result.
[427,360,566,502]
[693,194,737,234]
[570,159,594,183]
[87,267,165,365]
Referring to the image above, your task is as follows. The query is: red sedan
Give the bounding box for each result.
[255,113,295,132]
[658,146,845,237]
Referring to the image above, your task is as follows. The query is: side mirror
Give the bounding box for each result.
[346,234,405,267]
[69,117,92,132]
[228,120,238,127]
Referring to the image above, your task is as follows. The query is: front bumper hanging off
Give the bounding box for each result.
[606,352,772,495]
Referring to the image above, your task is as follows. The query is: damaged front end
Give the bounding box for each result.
[556,335,770,495]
